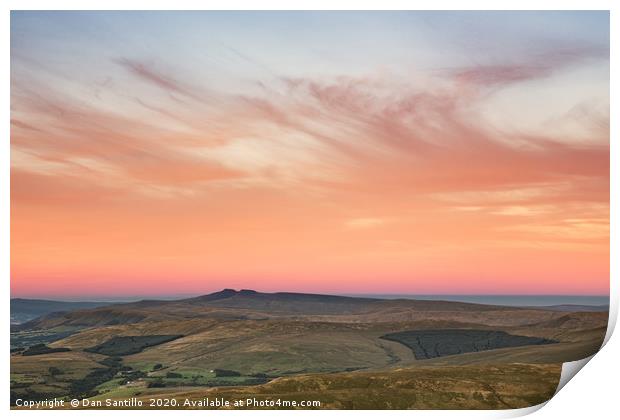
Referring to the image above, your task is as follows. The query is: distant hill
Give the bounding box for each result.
[532,304,609,312]
[10,298,114,324]
[15,289,609,332]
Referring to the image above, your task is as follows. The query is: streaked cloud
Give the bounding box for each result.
[345,218,387,229]
[10,11,609,296]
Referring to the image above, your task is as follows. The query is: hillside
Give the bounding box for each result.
[11,299,114,325]
[17,289,605,331]
[86,363,563,409]
[10,289,609,408]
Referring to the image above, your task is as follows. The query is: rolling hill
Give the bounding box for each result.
[16,289,607,330]
[10,289,609,409]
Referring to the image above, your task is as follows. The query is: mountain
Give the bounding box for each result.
[16,288,580,331]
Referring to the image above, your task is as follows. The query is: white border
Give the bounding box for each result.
[2,1,617,419]
[0,0,616,10]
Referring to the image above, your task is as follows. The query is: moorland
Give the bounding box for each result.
[10,289,608,409]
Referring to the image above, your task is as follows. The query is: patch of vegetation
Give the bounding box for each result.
[66,357,122,398]
[380,329,557,360]
[66,356,145,399]
[48,367,63,376]
[141,369,270,389]
[123,370,146,381]
[85,335,184,356]
[69,367,118,399]
[22,343,71,356]
[213,368,241,377]
[100,357,122,367]
[10,327,82,349]
[147,379,166,388]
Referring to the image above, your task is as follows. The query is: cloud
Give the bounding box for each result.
[10,118,42,132]
[490,206,550,217]
[345,218,387,229]
[236,74,608,198]
[446,44,608,89]
[115,58,206,102]
[11,49,609,246]
[11,81,246,196]
[451,65,546,86]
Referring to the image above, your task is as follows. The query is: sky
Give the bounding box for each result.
[10,11,609,298]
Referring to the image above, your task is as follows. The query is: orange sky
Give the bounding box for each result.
[10,12,609,297]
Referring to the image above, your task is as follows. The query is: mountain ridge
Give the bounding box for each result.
[13,289,609,332]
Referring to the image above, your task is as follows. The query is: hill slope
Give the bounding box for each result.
[11,298,114,325]
[18,289,605,331]
[11,289,608,408]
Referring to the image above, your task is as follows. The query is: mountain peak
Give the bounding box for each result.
[187,288,238,302]
[238,289,258,295]
[186,288,260,303]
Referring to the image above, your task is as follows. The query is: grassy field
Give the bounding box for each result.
[55,320,419,376]
[80,363,562,409]
[11,351,106,401]
[10,316,602,408]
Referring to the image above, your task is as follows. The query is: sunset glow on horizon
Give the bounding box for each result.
[10,11,609,298]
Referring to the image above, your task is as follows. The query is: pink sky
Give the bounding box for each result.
[10,12,609,297]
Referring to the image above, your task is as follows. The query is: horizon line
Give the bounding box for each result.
[10,289,611,303]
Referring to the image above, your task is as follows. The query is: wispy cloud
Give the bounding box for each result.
[115,58,207,102]
[345,218,387,229]
[10,11,609,295]
[447,44,608,89]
